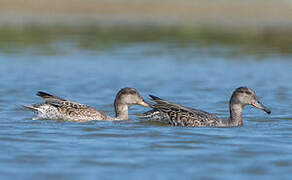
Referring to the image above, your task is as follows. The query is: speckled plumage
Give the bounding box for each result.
[25,88,150,121]
[143,95,221,127]
[143,87,271,127]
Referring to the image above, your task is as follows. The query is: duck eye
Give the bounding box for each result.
[245,91,252,95]
[128,90,137,95]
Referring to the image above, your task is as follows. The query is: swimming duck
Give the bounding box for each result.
[143,87,271,127]
[24,87,150,121]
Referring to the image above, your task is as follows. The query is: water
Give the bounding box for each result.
[0,29,292,180]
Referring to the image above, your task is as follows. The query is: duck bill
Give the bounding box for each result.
[138,100,152,108]
[252,101,271,114]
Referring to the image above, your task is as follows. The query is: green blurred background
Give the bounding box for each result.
[0,0,292,55]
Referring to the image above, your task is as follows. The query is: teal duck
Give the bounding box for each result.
[24,87,150,122]
[143,87,271,127]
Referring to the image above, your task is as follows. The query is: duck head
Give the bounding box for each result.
[114,87,150,108]
[230,87,271,114]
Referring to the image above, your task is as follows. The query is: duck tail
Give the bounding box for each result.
[22,105,38,111]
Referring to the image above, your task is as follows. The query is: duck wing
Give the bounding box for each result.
[37,91,89,109]
[149,95,220,126]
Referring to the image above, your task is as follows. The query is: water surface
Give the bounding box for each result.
[0,28,292,180]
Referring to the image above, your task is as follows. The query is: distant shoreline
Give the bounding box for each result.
[0,0,292,31]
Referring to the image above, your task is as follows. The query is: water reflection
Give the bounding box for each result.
[1,26,292,56]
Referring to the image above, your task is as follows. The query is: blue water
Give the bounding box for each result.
[0,40,292,180]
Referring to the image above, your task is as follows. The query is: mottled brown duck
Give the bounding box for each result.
[24,87,150,122]
[143,87,271,127]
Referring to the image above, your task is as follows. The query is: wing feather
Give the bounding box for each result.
[148,94,220,126]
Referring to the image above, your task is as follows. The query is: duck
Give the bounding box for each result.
[24,87,151,122]
[143,87,271,127]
